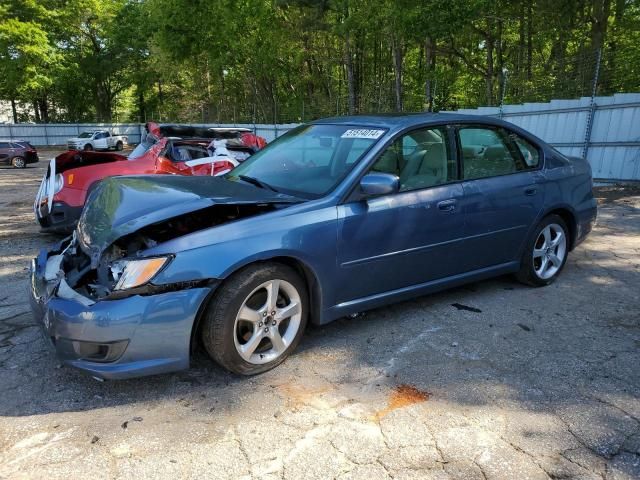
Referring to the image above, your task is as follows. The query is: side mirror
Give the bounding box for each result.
[360,172,399,197]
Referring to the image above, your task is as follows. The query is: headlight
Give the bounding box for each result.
[112,257,170,290]
[53,174,64,195]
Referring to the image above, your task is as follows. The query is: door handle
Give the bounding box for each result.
[524,187,537,196]
[437,199,457,212]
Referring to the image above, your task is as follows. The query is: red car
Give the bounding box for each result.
[34,123,267,233]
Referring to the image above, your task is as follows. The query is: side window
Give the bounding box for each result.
[0,142,11,149]
[369,127,455,192]
[510,133,540,168]
[459,127,527,180]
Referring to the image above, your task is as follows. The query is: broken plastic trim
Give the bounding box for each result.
[57,278,95,306]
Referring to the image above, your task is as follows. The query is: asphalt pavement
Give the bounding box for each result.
[0,155,639,479]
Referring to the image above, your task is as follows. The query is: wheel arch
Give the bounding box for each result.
[543,206,577,250]
[189,255,323,355]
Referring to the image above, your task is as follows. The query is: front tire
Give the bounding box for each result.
[12,156,26,168]
[516,214,569,286]
[115,141,123,151]
[83,144,93,151]
[201,263,308,375]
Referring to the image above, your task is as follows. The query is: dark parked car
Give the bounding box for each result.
[29,114,597,380]
[0,140,38,168]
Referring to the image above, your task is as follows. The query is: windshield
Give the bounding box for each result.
[78,132,94,138]
[226,124,385,198]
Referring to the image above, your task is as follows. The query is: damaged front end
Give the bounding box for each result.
[34,151,130,233]
[49,201,276,303]
[28,174,300,379]
[29,229,214,378]
[37,232,180,306]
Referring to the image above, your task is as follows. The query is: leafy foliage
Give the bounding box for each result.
[0,0,638,123]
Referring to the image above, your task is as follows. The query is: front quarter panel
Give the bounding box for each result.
[148,202,339,312]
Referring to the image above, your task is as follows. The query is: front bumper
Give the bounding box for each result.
[29,248,212,380]
[36,201,83,234]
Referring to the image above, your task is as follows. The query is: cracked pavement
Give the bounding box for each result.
[0,155,639,479]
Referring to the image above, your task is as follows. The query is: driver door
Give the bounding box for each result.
[94,132,108,149]
[336,126,467,303]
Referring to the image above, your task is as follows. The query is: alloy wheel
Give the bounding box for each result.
[533,223,567,280]
[13,157,25,168]
[233,279,302,364]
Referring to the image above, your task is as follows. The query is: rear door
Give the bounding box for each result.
[0,142,11,163]
[336,125,466,302]
[456,125,545,270]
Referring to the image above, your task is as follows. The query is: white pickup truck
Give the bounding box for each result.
[67,130,128,151]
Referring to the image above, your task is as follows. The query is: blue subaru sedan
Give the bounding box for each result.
[29,114,597,379]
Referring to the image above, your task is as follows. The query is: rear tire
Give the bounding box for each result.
[12,156,26,168]
[516,214,569,286]
[201,262,308,375]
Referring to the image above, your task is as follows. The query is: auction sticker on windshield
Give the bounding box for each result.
[341,129,385,139]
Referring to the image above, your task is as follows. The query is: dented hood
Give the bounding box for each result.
[77,175,299,264]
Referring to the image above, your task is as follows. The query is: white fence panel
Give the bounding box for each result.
[0,123,145,146]
[1,94,639,180]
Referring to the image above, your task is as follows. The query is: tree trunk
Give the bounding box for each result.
[496,20,505,106]
[590,0,611,53]
[485,33,495,106]
[425,36,436,111]
[518,0,525,87]
[606,0,627,91]
[527,0,533,81]
[95,82,113,122]
[38,98,49,123]
[345,30,356,115]
[392,36,403,112]
[11,99,18,124]
[138,87,145,123]
[588,0,611,93]
[33,101,41,123]
[157,80,163,122]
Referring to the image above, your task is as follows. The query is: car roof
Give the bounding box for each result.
[311,112,510,129]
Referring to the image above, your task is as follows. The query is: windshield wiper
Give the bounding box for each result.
[238,175,279,193]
